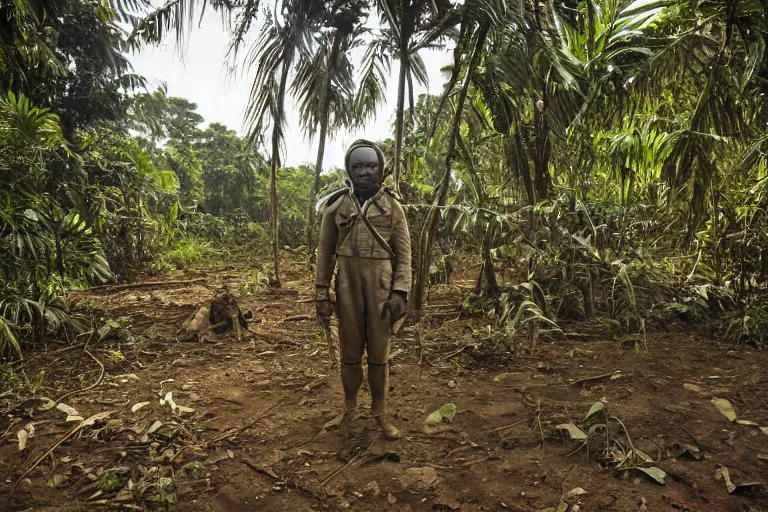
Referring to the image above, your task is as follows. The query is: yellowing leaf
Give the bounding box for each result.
[148,420,164,434]
[712,398,737,422]
[554,423,588,441]
[683,383,702,393]
[17,429,28,451]
[56,403,79,416]
[761,427,768,436]
[562,487,588,499]
[131,402,150,413]
[47,474,67,488]
[81,412,112,428]
[425,404,457,427]
[322,412,344,431]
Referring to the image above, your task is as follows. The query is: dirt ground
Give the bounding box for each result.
[2,253,768,511]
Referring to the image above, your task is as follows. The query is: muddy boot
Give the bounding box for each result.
[341,362,363,437]
[375,414,401,441]
[369,363,401,440]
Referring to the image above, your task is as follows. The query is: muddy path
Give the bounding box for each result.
[2,254,768,511]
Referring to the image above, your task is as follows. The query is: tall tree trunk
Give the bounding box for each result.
[393,51,408,196]
[532,90,551,201]
[481,235,498,296]
[307,33,342,264]
[412,25,489,313]
[459,134,497,296]
[512,132,535,207]
[270,53,293,288]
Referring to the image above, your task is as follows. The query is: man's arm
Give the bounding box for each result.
[315,203,338,300]
[390,200,412,295]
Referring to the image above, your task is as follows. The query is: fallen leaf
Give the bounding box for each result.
[56,403,79,416]
[400,466,438,490]
[712,398,737,422]
[425,403,457,427]
[47,474,67,488]
[761,427,768,436]
[634,467,666,485]
[736,420,759,426]
[131,402,150,413]
[716,466,764,495]
[387,493,397,505]
[17,429,28,451]
[160,391,177,412]
[147,421,163,434]
[562,487,588,500]
[322,412,344,431]
[176,406,194,414]
[66,415,84,422]
[757,454,768,462]
[730,482,765,495]
[683,383,702,393]
[81,412,112,428]
[554,423,588,441]
[670,442,702,460]
[715,466,736,493]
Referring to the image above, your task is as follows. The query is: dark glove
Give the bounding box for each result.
[316,300,333,325]
[385,292,407,324]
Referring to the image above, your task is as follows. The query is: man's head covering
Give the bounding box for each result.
[344,139,386,177]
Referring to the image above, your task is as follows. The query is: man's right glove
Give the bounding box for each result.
[316,299,334,324]
[316,286,333,326]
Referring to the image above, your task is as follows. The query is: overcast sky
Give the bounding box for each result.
[126,9,452,168]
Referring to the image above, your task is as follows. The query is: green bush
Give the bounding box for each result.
[154,237,218,271]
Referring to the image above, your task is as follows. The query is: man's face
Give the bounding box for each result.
[347,147,381,192]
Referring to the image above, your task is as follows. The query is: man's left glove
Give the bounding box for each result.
[385,291,407,324]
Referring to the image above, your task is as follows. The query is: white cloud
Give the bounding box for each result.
[126,9,452,169]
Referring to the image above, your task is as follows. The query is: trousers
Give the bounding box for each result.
[336,255,392,365]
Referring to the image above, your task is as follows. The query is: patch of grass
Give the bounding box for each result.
[0,363,19,393]
[154,237,218,272]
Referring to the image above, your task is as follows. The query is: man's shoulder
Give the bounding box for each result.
[381,187,403,205]
[317,187,350,212]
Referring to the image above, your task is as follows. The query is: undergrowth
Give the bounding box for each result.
[152,237,218,272]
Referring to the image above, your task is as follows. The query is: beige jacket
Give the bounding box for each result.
[315,188,412,297]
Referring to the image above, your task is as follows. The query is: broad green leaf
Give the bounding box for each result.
[425,403,457,427]
[584,402,605,421]
[635,466,667,484]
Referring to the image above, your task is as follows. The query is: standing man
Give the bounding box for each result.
[315,139,412,441]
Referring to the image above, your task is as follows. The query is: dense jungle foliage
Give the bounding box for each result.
[3,0,768,358]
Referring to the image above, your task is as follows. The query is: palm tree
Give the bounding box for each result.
[411,3,488,314]
[292,3,369,263]
[358,0,459,195]
[238,0,326,286]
